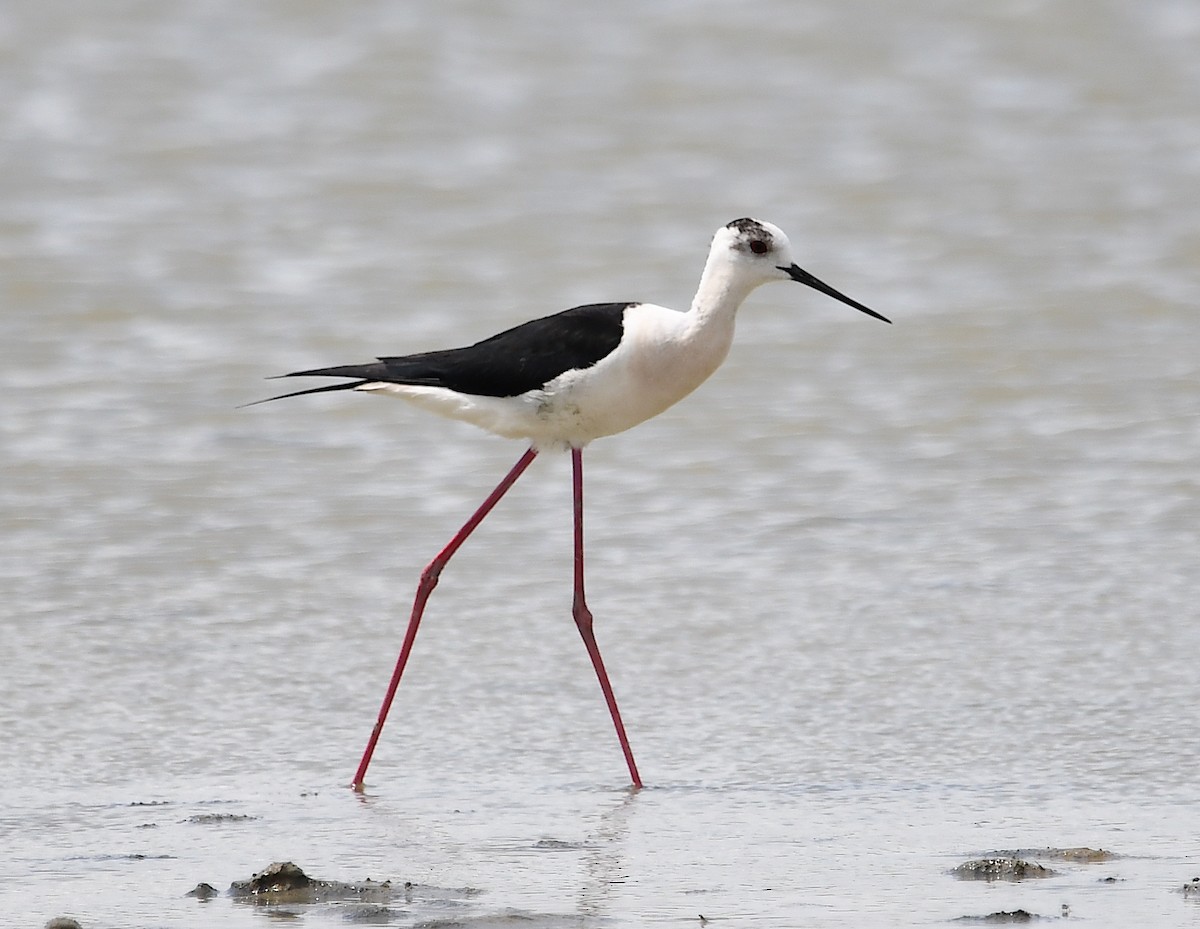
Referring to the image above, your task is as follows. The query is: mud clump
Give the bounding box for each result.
[197,861,478,917]
[231,861,313,895]
[995,846,1115,863]
[230,861,316,902]
[185,812,258,825]
[951,857,1056,881]
[228,861,393,905]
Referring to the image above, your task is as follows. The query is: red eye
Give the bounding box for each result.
[749,239,768,255]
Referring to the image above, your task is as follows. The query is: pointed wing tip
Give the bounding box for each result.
[239,379,369,408]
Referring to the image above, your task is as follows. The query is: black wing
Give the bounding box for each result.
[250,302,632,405]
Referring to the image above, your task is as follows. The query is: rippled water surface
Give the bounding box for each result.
[3,1,1199,926]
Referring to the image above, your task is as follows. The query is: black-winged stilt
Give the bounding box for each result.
[255,218,889,789]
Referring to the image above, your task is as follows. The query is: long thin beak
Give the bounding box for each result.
[780,264,891,324]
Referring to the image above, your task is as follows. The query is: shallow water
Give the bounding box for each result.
[3,1,1199,926]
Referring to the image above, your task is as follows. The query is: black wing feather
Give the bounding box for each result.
[261,302,631,402]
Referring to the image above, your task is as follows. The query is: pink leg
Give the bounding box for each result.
[352,446,539,789]
[572,447,643,788]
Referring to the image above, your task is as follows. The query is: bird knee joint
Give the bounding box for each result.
[419,561,444,590]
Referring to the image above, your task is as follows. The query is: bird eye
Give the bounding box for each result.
[749,239,769,255]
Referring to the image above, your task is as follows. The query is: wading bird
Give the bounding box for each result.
[255,218,889,789]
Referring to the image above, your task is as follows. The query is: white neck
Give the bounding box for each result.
[688,255,762,329]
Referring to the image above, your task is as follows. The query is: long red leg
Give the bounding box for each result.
[352,446,539,789]
[571,447,643,788]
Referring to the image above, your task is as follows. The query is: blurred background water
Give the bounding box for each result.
[2,1,1198,926]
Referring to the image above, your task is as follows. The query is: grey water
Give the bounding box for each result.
[2,1,1199,926]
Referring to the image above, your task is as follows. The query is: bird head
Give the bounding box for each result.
[717,217,890,323]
